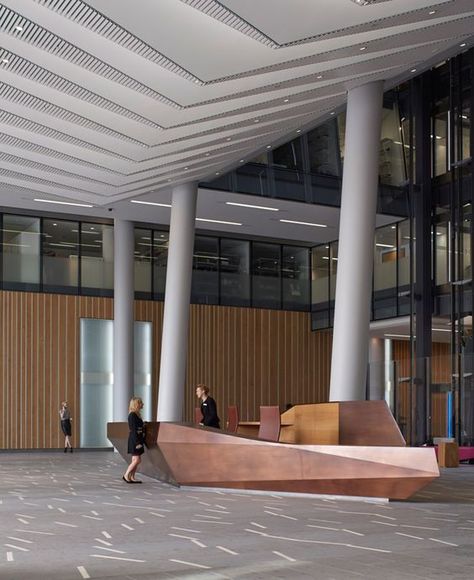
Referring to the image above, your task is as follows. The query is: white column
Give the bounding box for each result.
[113,218,134,421]
[368,337,385,400]
[157,182,198,421]
[329,81,384,402]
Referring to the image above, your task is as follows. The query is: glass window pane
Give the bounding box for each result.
[307,120,340,177]
[80,223,113,292]
[379,103,407,186]
[311,245,329,305]
[43,219,79,291]
[398,220,411,287]
[220,239,250,306]
[191,236,219,304]
[152,231,168,300]
[134,228,152,294]
[252,242,281,309]
[2,214,40,288]
[329,242,338,301]
[374,225,397,319]
[435,223,449,286]
[282,246,310,311]
[433,101,449,177]
[272,138,306,201]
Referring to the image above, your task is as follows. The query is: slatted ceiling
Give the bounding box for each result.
[1,50,162,129]
[0,167,97,196]
[36,0,202,85]
[0,4,178,107]
[0,82,149,147]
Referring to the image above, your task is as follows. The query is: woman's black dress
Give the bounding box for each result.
[127,412,145,456]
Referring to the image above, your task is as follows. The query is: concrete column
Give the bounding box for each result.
[329,81,384,402]
[368,337,385,400]
[113,218,134,421]
[157,182,198,421]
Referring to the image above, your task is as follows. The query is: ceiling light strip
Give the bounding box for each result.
[196,218,242,226]
[34,198,94,207]
[130,200,171,208]
[280,219,327,228]
[225,202,279,211]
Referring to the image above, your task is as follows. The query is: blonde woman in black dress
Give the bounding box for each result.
[60,401,73,453]
[123,397,145,484]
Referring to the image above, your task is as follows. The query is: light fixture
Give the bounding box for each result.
[279,219,327,228]
[429,10,436,15]
[1,58,9,64]
[391,225,396,230]
[53,223,57,227]
[460,43,467,48]
[14,25,23,32]
[254,119,260,123]
[284,98,289,103]
[34,198,93,208]
[239,159,245,163]
[130,200,171,208]
[432,328,451,332]
[205,153,210,157]
[266,145,272,149]
[411,68,417,73]
[360,46,367,51]
[376,243,395,248]
[215,172,220,175]
[184,166,189,170]
[317,75,323,79]
[296,129,301,133]
[196,218,242,226]
[226,137,231,141]
[384,333,411,339]
[226,202,279,212]
[330,112,335,115]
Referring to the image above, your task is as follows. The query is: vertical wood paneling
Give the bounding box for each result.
[1,291,333,448]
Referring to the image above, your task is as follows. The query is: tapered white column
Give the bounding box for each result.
[329,81,384,402]
[113,218,134,421]
[157,182,198,421]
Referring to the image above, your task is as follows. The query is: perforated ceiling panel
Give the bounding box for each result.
[0,0,472,214]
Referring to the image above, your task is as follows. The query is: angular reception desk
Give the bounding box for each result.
[108,401,439,500]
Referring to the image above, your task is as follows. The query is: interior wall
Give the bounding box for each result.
[0,291,332,449]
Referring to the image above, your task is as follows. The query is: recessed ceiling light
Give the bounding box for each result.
[330,112,335,115]
[317,75,323,79]
[360,46,367,51]
[384,333,411,339]
[279,219,327,228]
[411,68,417,73]
[226,137,231,141]
[391,225,396,229]
[184,167,188,170]
[34,198,93,208]
[429,10,436,15]
[205,153,210,157]
[239,159,245,163]
[215,172,220,175]
[226,202,279,212]
[14,25,23,32]
[1,58,9,64]
[130,200,171,208]
[376,243,395,248]
[284,98,289,103]
[296,129,301,133]
[266,145,272,149]
[460,43,467,48]
[254,119,260,123]
[53,223,57,226]
[196,218,242,226]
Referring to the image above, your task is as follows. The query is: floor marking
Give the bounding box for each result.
[395,532,424,540]
[90,554,145,562]
[7,537,33,544]
[134,517,144,524]
[341,529,365,536]
[192,539,207,548]
[216,545,238,555]
[192,520,233,525]
[15,529,55,535]
[400,524,440,531]
[55,521,78,528]
[250,522,267,529]
[273,550,296,562]
[371,520,398,527]
[429,538,459,547]
[171,527,202,534]
[264,511,298,520]
[77,566,90,579]
[169,558,210,569]
[5,543,29,552]
[94,538,112,546]
[307,524,340,531]
[7,552,14,562]
[101,531,112,539]
[121,524,134,531]
[93,546,126,554]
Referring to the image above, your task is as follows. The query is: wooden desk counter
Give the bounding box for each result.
[237,420,293,439]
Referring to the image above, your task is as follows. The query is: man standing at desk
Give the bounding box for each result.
[196,384,220,428]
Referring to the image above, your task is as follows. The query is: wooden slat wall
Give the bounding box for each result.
[392,340,451,438]
[0,291,332,449]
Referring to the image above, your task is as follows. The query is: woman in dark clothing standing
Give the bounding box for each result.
[196,384,220,428]
[123,397,145,484]
[60,401,73,453]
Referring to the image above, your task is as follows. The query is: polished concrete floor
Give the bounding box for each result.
[1,452,474,580]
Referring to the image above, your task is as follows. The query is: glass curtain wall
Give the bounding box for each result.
[2,214,41,290]
[43,219,79,292]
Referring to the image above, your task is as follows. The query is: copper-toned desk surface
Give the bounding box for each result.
[108,419,439,500]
